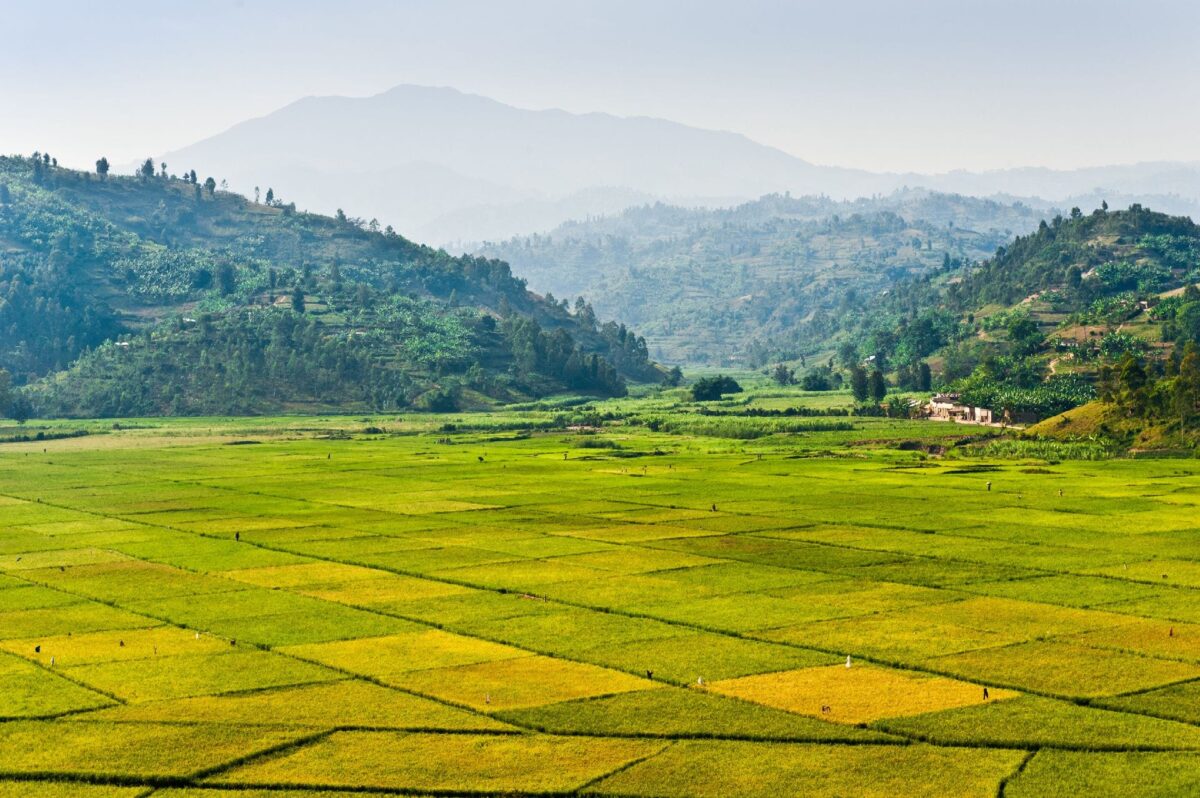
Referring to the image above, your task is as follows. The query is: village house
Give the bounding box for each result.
[925,393,995,424]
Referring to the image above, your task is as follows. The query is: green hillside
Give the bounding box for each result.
[477,190,1048,364]
[835,204,1200,422]
[0,155,661,417]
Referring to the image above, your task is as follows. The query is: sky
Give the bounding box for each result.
[3,0,1198,174]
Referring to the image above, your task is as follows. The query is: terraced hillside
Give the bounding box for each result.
[3,405,1200,796]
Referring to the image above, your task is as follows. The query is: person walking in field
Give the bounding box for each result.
[983,687,989,700]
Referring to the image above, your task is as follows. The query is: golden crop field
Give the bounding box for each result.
[2,407,1200,795]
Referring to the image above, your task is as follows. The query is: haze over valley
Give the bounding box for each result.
[159,84,1200,247]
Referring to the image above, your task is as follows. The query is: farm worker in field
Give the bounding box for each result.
[235,532,240,541]
[711,503,717,512]
[983,687,989,700]
[697,676,705,686]
[845,655,852,668]
[986,481,991,491]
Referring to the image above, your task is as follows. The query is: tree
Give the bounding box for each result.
[1007,316,1044,356]
[265,187,274,205]
[291,287,305,313]
[772,363,794,386]
[800,368,831,391]
[0,372,29,423]
[663,365,684,387]
[1065,265,1082,291]
[1175,342,1200,428]
[691,375,742,401]
[0,369,11,417]
[917,362,932,392]
[8,395,31,424]
[139,158,155,180]
[837,341,858,369]
[217,264,237,296]
[1176,302,1200,344]
[95,157,110,178]
[869,369,887,402]
[203,176,217,195]
[850,365,869,402]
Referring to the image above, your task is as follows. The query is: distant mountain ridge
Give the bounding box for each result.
[159,85,1200,246]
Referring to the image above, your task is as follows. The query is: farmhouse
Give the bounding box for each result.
[924,393,1041,426]
[925,393,994,425]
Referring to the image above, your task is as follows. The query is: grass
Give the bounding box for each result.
[588,740,1026,798]
[84,679,511,731]
[1005,750,1200,797]
[707,663,1017,724]
[500,687,899,741]
[0,653,115,717]
[4,402,1200,792]
[0,720,304,779]
[60,650,342,703]
[391,654,654,711]
[878,694,1200,750]
[209,730,666,792]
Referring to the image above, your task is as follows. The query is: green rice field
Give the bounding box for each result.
[2,402,1200,796]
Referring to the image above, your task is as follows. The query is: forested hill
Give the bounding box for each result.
[476,190,1049,364]
[830,204,1200,421]
[0,155,660,418]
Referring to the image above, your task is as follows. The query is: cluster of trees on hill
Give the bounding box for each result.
[0,154,658,417]
[1098,342,1200,430]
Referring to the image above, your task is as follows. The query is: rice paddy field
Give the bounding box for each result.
[3,397,1200,796]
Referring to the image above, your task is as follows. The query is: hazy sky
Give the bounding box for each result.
[4,0,1198,173]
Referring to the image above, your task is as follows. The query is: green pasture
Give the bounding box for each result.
[2,401,1200,795]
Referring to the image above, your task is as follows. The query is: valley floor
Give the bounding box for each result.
[1,405,1199,796]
